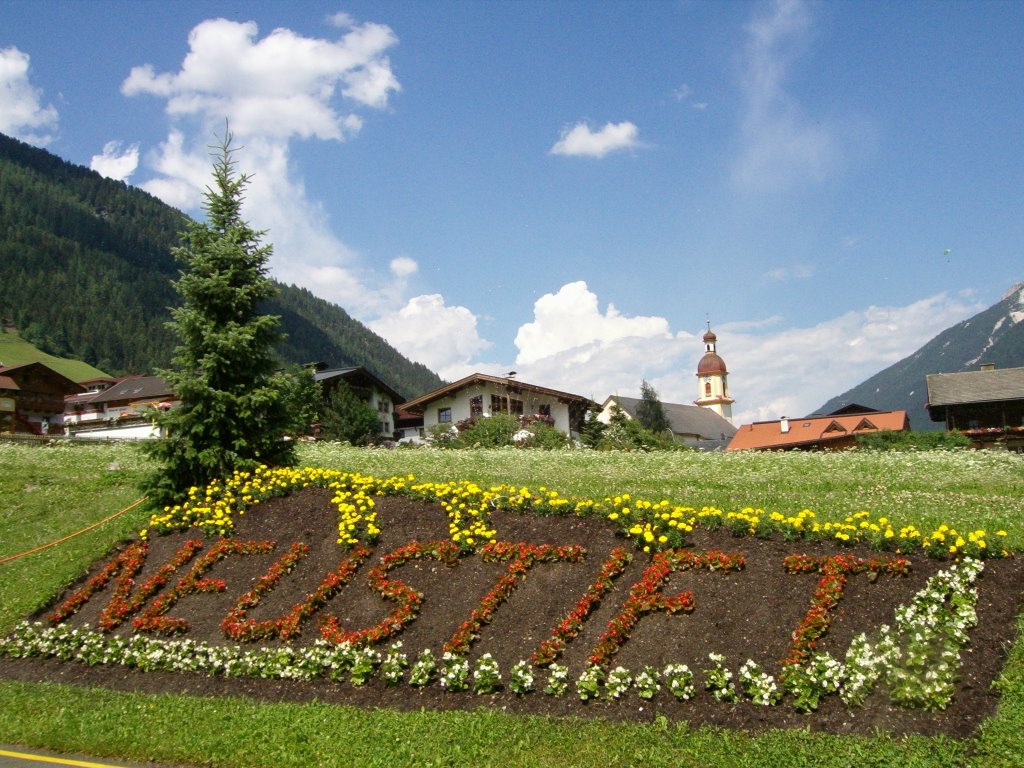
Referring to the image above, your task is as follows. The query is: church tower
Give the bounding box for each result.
[694,323,734,422]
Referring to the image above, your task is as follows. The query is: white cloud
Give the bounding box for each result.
[389,256,418,279]
[513,282,671,365]
[122,18,399,139]
[369,294,491,377]
[731,0,861,192]
[120,15,409,322]
[765,263,815,281]
[0,46,58,145]
[488,282,982,429]
[550,121,641,158]
[90,140,139,181]
[327,12,356,29]
[673,84,707,110]
[138,129,211,210]
[718,292,985,424]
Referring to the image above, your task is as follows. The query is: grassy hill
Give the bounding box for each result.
[0,328,109,382]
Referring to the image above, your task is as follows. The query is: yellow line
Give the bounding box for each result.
[0,748,126,768]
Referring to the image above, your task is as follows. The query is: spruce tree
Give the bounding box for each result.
[143,130,302,505]
[318,381,381,444]
[635,380,671,436]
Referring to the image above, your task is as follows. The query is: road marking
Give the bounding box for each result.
[0,748,125,768]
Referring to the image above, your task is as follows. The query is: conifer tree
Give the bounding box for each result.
[318,381,382,444]
[143,130,306,505]
[635,380,671,436]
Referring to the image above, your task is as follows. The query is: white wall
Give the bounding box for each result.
[421,382,575,435]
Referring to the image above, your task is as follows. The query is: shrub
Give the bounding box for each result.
[452,413,520,448]
[855,431,971,451]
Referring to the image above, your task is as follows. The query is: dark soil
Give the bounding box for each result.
[3,488,1023,738]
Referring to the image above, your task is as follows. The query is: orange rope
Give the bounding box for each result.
[0,497,149,566]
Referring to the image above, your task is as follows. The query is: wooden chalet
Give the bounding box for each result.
[926,365,1024,450]
[0,362,83,435]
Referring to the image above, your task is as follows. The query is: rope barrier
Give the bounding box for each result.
[0,497,148,566]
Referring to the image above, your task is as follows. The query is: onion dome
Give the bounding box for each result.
[697,351,728,375]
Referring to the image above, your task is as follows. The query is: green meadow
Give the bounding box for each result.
[1,441,1022,767]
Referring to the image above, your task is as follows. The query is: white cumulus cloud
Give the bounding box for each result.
[714,292,985,424]
[514,282,671,366]
[90,140,139,181]
[487,282,982,428]
[389,256,419,279]
[122,17,399,140]
[369,294,491,378]
[0,46,58,145]
[118,15,411,323]
[550,121,641,158]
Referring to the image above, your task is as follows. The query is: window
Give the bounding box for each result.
[470,395,483,417]
[438,407,452,424]
[378,400,390,413]
[705,382,712,396]
[490,394,508,413]
[510,398,524,415]
[538,404,551,417]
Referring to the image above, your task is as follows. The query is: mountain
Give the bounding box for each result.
[0,133,443,401]
[817,283,1024,430]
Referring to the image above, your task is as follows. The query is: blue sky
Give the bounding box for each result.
[2,0,1021,422]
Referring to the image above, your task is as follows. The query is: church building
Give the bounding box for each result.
[694,324,734,423]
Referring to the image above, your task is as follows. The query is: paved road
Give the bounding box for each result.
[0,746,184,768]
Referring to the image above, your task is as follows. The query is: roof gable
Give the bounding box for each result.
[402,373,596,414]
[314,366,403,403]
[0,362,83,394]
[727,410,908,451]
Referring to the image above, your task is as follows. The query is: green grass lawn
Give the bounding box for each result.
[0,330,109,381]
[1,441,1022,767]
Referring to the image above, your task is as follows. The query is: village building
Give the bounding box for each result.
[0,362,83,435]
[596,395,737,449]
[693,325,734,422]
[312,365,404,439]
[399,373,597,439]
[594,324,738,449]
[726,404,909,451]
[64,374,176,440]
[926,365,1024,450]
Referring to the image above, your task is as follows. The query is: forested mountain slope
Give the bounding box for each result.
[0,133,442,400]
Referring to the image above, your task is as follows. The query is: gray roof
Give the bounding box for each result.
[607,396,737,440]
[87,375,172,405]
[313,366,403,403]
[926,367,1024,407]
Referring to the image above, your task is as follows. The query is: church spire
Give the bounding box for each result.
[694,322,734,422]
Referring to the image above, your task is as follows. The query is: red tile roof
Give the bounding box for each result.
[726,410,909,451]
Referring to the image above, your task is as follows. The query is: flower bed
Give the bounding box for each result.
[2,466,1022,737]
